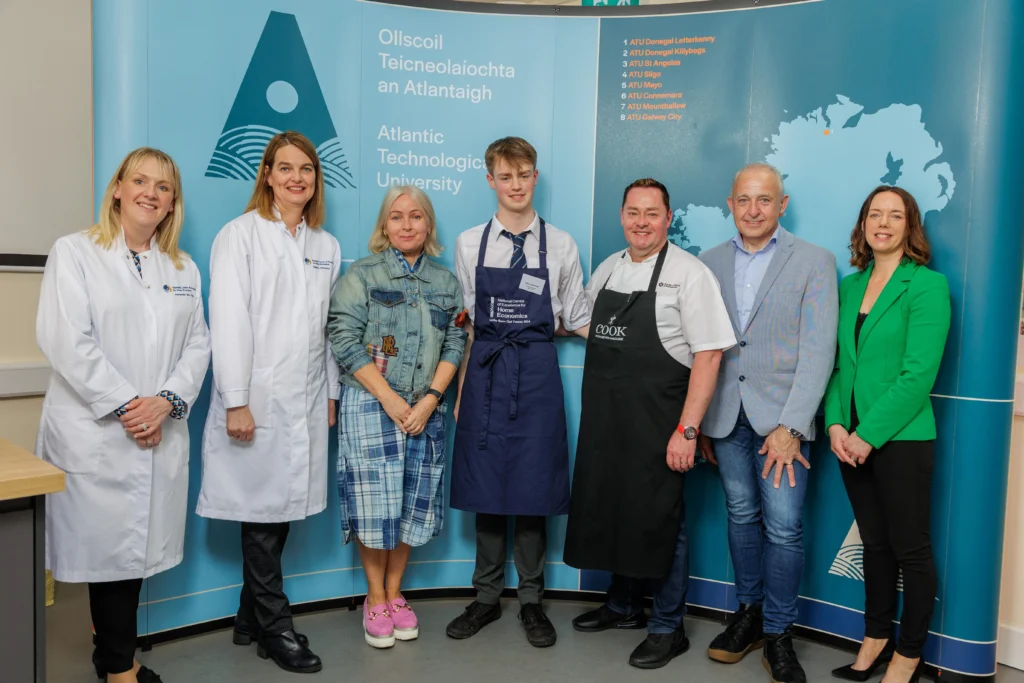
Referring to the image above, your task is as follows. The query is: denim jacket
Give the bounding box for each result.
[327,248,466,401]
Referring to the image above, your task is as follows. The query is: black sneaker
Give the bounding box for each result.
[446,601,502,639]
[519,603,557,647]
[628,629,690,669]
[707,603,765,664]
[763,630,807,683]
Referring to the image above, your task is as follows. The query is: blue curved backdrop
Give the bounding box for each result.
[92,0,1024,678]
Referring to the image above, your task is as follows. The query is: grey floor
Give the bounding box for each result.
[47,582,1024,683]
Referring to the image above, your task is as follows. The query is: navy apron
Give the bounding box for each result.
[564,245,691,578]
[450,219,570,516]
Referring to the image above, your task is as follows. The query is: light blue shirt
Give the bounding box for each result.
[732,226,782,330]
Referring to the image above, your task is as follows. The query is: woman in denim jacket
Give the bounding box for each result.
[327,185,466,649]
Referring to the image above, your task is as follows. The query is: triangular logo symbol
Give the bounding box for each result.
[829,522,903,591]
[205,11,355,189]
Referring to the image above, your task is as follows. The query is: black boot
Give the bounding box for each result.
[628,629,690,669]
[707,603,764,664]
[256,630,322,674]
[519,603,557,648]
[233,616,309,648]
[763,630,807,683]
[572,604,647,633]
[445,601,502,639]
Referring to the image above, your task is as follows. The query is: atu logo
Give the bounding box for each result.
[205,12,356,189]
[830,522,904,591]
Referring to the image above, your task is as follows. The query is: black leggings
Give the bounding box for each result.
[840,439,936,659]
[89,578,144,675]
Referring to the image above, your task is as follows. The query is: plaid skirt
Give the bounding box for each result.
[337,384,447,550]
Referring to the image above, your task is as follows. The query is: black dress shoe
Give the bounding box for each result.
[763,630,807,683]
[446,601,502,639]
[832,639,896,680]
[256,630,323,674]
[233,621,309,648]
[707,602,765,664]
[136,666,164,683]
[628,629,690,669]
[572,604,647,633]
[519,603,557,647]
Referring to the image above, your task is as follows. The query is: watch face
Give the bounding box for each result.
[684,426,697,440]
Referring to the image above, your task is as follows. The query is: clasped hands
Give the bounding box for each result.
[120,397,171,448]
[828,425,872,466]
[382,391,437,436]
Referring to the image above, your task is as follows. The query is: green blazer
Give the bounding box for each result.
[823,260,951,448]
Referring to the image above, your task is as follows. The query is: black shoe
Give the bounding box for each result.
[572,604,647,633]
[628,629,690,669]
[763,630,807,683]
[256,630,323,674]
[519,603,557,648]
[136,666,164,683]
[445,601,502,639]
[708,603,765,664]
[233,619,309,648]
[832,639,896,680]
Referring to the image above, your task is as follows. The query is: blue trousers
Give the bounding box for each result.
[713,407,808,634]
[606,506,689,634]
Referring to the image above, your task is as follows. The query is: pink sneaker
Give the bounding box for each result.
[363,599,395,648]
[388,597,419,641]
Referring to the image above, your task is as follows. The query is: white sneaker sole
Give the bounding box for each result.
[394,627,419,641]
[364,629,396,649]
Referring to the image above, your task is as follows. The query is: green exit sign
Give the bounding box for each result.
[583,0,641,6]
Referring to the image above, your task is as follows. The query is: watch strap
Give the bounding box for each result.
[425,388,443,401]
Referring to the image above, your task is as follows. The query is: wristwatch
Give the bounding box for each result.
[780,424,804,440]
[677,424,699,440]
[425,388,444,402]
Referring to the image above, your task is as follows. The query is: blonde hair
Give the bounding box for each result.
[245,131,325,228]
[485,136,537,175]
[89,147,187,269]
[368,186,442,257]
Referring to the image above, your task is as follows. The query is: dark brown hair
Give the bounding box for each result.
[621,178,670,213]
[484,137,537,175]
[849,185,931,271]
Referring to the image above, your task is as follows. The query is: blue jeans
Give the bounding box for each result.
[606,506,689,634]
[713,407,808,634]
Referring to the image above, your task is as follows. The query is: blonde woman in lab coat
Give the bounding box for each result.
[197,131,341,675]
[36,147,211,683]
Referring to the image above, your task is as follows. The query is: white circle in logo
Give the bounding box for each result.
[266,81,299,114]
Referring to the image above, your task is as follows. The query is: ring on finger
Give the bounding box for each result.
[140,423,148,432]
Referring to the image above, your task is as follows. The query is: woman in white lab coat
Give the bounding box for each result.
[35,147,211,683]
[197,131,340,675]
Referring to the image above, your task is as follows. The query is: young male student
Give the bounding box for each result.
[446,136,591,648]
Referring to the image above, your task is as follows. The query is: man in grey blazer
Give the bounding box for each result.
[697,163,838,683]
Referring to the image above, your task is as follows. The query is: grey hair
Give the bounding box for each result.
[732,163,785,196]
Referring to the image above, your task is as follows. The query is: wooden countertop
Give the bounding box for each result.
[0,438,65,501]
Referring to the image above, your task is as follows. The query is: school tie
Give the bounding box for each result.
[502,230,527,269]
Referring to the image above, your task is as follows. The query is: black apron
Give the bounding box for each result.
[563,245,691,579]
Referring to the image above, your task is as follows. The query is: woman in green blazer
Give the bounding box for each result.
[824,186,951,683]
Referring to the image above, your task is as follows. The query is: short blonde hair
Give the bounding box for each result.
[485,136,537,175]
[369,186,442,257]
[89,148,187,269]
[245,131,325,228]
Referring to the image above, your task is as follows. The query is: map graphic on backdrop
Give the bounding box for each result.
[667,96,956,271]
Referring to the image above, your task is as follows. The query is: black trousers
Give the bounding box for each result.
[89,578,144,675]
[239,521,294,636]
[840,439,936,659]
[472,514,547,605]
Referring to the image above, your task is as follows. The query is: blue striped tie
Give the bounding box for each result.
[503,230,527,269]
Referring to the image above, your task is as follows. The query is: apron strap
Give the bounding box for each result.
[537,218,547,270]
[597,243,670,320]
[475,337,528,448]
[648,243,669,292]
[477,219,493,268]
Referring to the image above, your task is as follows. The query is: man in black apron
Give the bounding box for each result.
[446,138,591,648]
[564,178,736,669]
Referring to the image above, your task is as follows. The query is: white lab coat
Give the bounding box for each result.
[197,210,341,523]
[35,229,211,583]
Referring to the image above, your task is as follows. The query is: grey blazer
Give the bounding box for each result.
[699,227,838,440]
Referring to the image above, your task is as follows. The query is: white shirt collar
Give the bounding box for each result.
[490,211,539,242]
